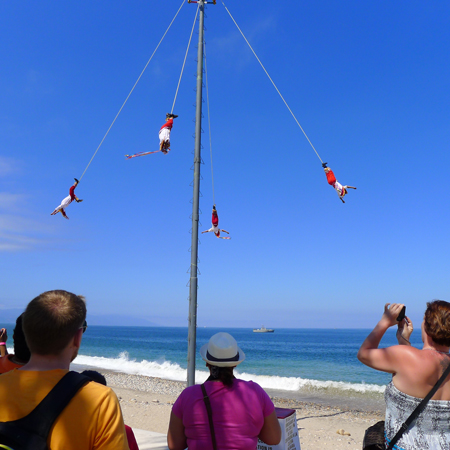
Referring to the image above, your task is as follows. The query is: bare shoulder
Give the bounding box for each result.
[392,346,447,379]
[387,344,424,362]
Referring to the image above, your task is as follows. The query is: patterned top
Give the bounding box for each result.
[384,381,450,450]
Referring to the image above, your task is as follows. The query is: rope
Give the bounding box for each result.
[78,0,185,182]
[171,3,200,113]
[204,40,216,206]
[221,0,324,164]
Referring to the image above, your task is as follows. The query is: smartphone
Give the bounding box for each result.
[396,306,406,322]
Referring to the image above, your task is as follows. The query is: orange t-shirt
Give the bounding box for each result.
[0,369,130,450]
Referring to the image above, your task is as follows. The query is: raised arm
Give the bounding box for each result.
[357,303,409,373]
[221,229,229,234]
[396,316,413,346]
[202,229,212,234]
[0,328,8,357]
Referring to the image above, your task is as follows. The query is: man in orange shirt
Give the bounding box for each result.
[0,290,129,450]
[0,313,30,374]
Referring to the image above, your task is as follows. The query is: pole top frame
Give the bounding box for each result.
[188,0,216,4]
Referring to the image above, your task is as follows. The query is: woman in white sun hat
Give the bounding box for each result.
[167,332,281,450]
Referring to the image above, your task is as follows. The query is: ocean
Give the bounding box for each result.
[4,325,421,411]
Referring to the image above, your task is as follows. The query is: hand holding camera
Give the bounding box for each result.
[395,305,413,345]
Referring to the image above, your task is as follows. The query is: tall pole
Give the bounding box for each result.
[187,0,205,387]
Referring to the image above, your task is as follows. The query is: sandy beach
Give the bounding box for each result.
[103,371,384,450]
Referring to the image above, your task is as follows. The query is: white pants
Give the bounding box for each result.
[159,128,170,144]
[54,195,72,212]
[334,181,347,198]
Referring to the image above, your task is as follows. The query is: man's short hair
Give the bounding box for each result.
[22,290,86,356]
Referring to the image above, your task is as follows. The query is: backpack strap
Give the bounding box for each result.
[0,371,90,449]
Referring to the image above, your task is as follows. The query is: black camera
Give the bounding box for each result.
[396,306,406,322]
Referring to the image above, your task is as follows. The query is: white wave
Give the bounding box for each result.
[74,352,209,383]
[74,352,385,394]
[236,371,385,394]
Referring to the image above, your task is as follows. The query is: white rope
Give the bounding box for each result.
[78,0,186,182]
[221,0,324,164]
[204,40,216,206]
[171,3,200,113]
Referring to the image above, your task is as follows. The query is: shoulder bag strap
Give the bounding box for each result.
[201,383,217,450]
[387,362,450,450]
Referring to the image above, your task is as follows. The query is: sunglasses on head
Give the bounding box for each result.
[80,320,88,333]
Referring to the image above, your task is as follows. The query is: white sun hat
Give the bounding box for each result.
[200,332,246,367]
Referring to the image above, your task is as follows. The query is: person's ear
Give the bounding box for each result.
[73,328,83,349]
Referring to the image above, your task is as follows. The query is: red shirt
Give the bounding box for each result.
[69,185,76,201]
[326,170,336,186]
[0,355,23,374]
[125,425,139,450]
[212,211,219,227]
[160,118,173,131]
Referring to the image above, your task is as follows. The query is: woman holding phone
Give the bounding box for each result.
[358,301,450,449]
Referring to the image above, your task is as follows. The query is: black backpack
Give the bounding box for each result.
[0,371,90,450]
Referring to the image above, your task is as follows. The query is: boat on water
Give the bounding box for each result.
[253,325,274,333]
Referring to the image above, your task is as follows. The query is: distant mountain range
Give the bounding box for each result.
[0,308,160,327]
[86,313,160,327]
[0,308,25,324]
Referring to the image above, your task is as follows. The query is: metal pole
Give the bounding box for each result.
[187,0,205,387]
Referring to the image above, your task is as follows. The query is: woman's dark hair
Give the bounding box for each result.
[13,313,31,363]
[207,364,235,387]
[424,300,450,347]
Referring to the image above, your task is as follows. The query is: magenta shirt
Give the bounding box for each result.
[172,379,275,450]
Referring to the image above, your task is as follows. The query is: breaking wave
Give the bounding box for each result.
[73,352,385,395]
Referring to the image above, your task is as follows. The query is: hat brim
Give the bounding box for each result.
[200,343,245,367]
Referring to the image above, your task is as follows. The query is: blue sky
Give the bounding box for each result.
[1,1,449,329]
